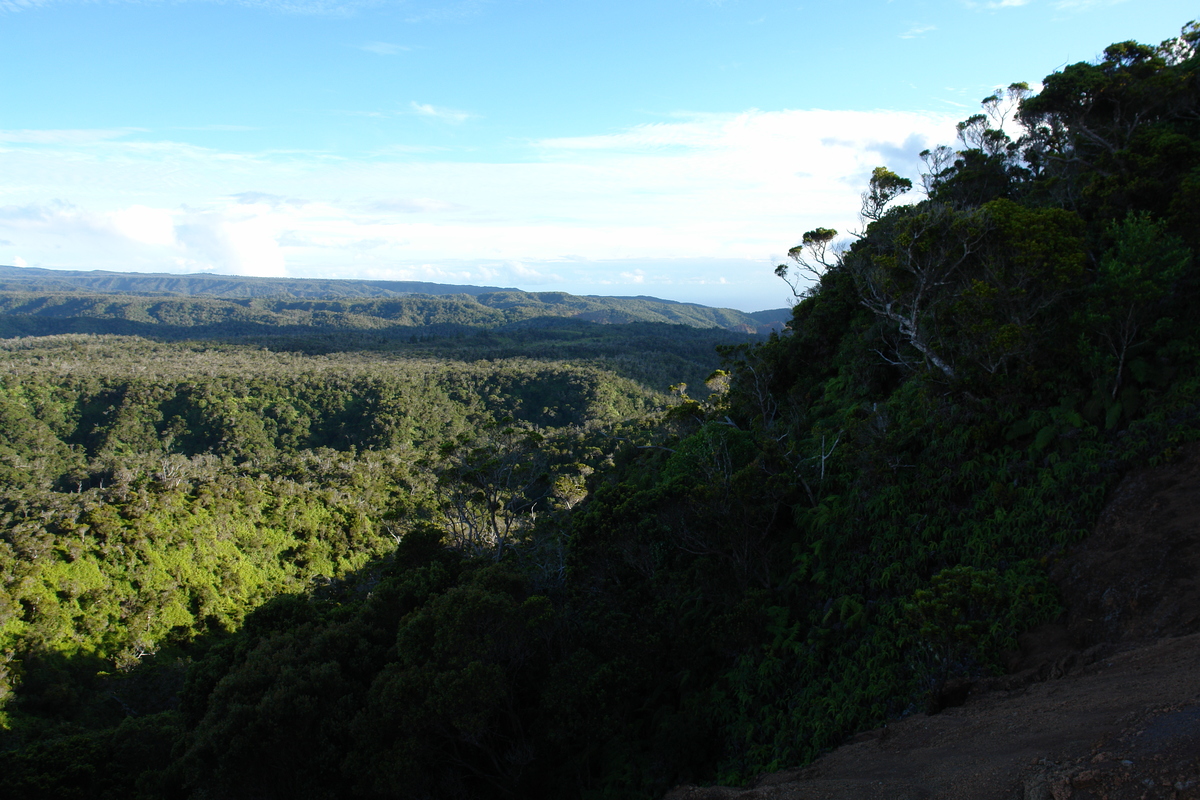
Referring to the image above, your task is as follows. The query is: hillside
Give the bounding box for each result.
[668,445,1200,799]
[0,22,1197,800]
[0,265,518,298]
[0,265,790,336]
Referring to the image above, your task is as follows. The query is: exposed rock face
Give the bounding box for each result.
[665,447,1200,800]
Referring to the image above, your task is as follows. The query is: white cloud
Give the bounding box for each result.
[230,191,308,208]
[0,198,292,277]
[0,0,50,11]
[2,0,391,14]
[173,124,258,132]
[506,260,562,283]
[1051,0,1127,9]
[109,205,176,247]
[398,0,491,23]
[410,102,475,124]
[0,107,962,308]
[12,256,27,267]
[959,0,1033,7]
[359,41,408,55]
[0,128,141,145]
[365,197,465,213]
[536,115,733,153]
[369,143,447,155]
[0,200,110,235]
[171,204,294,277]
[900,24,936,38]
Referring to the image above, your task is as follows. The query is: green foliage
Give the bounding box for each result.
[0,337,667,762]
[3,21,1200,800]
[1017,22,1200,232]
[904,566,1009,695]
[1075,212,1193,403]
[714,19,1200,782]
[861,167,913,221]
[0,280,786,341]
[0,712,184,800]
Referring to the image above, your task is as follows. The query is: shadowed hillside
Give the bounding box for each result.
[0,21,1198,800]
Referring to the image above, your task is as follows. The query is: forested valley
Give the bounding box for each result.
[2,22,1199,799]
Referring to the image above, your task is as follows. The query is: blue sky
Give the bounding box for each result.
[0,0,1194,311]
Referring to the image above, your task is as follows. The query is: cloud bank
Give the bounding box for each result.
[0,108,961,309]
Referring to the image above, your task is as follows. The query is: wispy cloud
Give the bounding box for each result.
[497,260,562,282]
[1,0,389,15]
[0,128,142,145]
[399,0,492,23]
[410,102,475,124]
[359,41,408,55]
[336,108,460,130]
[370,143,448,155]
[900,23,936,39]
[1051,0,1127,10]
[0,0,52,11]
[365,198,465,213]
[535,115,733,153]
[235,0,383,13]
[960,0,1036,8]
[172,124,258,132]
[0,200,93,226]
[230,191,309,208]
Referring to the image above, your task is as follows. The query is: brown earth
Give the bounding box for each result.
[666,445,1200,800]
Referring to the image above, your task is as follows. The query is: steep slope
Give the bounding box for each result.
[666,445,1200,800]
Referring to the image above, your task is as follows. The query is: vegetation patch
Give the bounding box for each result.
[1,21,1198,799]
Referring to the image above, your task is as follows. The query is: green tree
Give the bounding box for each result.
[1077,212,1192,401]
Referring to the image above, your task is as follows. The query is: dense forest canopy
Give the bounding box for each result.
[1,21,1199,799]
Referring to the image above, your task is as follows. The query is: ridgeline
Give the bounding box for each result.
[0,266,789,338]
[1,21,1198,800]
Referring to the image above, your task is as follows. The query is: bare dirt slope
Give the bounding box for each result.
[667,446,1200,800]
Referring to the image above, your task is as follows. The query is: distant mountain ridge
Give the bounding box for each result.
[0,265,790,335]
[0,264,518,299]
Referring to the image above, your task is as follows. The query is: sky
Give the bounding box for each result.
[0,1,1194,311]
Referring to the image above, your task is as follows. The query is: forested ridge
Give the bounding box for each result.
[0,275,789,338]
[2,22,1199,799]
[0,266,520,299]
